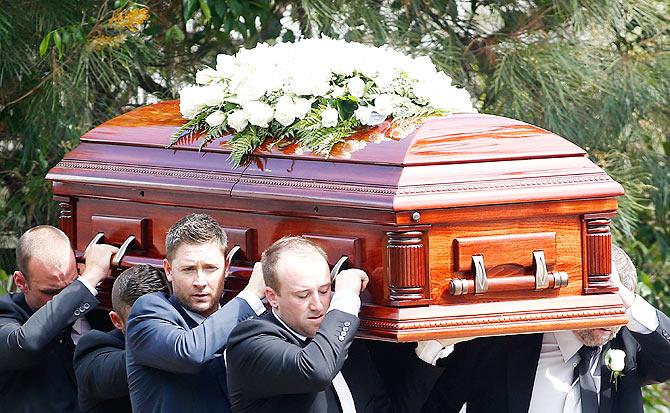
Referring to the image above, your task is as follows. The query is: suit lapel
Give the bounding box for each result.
[507,334,543,413]
[599,341,613,413]
[169,295,199,329]
[267,311,308,346]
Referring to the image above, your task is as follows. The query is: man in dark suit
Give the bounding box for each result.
[125,213,266,413]
[0,225,118,413]
[423,245,670,413]
[73,264,169,413]
[226,236,445,413]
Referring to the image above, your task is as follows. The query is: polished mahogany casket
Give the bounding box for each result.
[46,101,628,342]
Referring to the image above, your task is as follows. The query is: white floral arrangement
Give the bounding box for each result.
[172,38,477,166]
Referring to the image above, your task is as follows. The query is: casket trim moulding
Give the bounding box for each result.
[358,305,628,341]
[53,160,240,183]
[55,159,615,198]
[360,306,624,330]
[395,173,614,195]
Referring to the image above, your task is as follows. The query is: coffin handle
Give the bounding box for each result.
[330,256,349,287]
[472,255,488,294]
[533,250,550,290]
[226,245,242,267]
[83,232,105,260]
[449,251,569,296]
[112,236,136,267]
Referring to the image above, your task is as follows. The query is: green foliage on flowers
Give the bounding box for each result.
[0,1,669,406]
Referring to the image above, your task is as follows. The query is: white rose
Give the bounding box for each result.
[179,86,205,119]
[216,54,236,77]
[347,77,365,98]
[234,79,267,104]
[196,67,219,85]
[243,101,274,128]
[354,105,373,124]
[227,109,248,132]
[330,86,345,98]
[274,95,297,127]
[293,98,313,119]
[205,110,226,127]
[200,84,226,106]
[413,78,437,102]
[374,68,396,89]
[374,94,395,117]
[606,349,626,372]
[321,106,339,128]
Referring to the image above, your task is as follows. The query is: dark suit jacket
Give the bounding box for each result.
[125,292,257,413]
[73,328,131,413]
[0,280,101,413]
[226,310,443,413]
[423,309,670,413]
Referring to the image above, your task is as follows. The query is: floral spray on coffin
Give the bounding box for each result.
[171,38,476,166]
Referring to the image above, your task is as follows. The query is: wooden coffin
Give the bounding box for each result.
[46,100,628,342]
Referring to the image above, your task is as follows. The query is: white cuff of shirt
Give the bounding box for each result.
[626,294,659,333]
[415,340,455,366]
[327,290,361,316]
[77,277,98,296]
[236,290,266,316]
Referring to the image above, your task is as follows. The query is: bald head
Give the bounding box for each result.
[261,236,328,294]
[16,225,73,281]
[13,226,77,311]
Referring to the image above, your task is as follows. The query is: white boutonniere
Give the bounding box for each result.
[604,348,626,390]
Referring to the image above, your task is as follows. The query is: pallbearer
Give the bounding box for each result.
[226,236,450,413]
[125,213,266,413]
[74,264,169,413]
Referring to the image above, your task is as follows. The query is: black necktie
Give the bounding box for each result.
[577,346,599,413]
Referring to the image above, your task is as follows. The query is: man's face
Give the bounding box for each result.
[164,241,227,318]
[573,326,621,347]
[17,251,78,311]
[267,252,332,338]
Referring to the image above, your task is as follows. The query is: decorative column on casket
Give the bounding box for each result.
[55,196,77,247]
[385,229,432,306]
[583,213,617,294]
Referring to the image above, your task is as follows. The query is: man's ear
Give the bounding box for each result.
[109,310,125,332]
[13,271,28,293]
[163,258,173,283]
[265,286,279,309]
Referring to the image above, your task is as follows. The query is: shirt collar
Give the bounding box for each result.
[183,307,208,324]
[272,309,307,341]
[553,330,585,363]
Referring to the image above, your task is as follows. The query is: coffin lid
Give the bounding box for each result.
[47,100,624,213]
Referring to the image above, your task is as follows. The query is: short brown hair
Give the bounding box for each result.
[261,236,328,293]
[16,225,71,281]
[111,264,169,318]
[165,214,227,262]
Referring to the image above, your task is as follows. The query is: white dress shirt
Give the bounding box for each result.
[528,295,659,413]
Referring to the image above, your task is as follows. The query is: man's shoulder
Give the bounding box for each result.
[0,292,27,322]
[228,312,287,347]
[75,329,124,358]
[128,292,174,317]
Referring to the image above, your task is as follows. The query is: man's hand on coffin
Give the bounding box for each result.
[242,262,266,299]
[610,264,636,308]
[415,337,474,366]
[81,243,119,287]
[333,268,369,295]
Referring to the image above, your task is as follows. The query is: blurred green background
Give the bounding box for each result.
[0,0,668,408]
